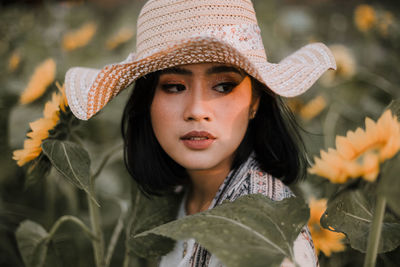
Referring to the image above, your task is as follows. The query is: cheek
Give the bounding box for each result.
[151,96,167,137]
[150,93,180,143]
[216,93,252,141]
[219,76,254,133]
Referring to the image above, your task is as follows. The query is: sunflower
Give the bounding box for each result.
[19,58,56,104]
[62,22,97,51]
[105,27,135,50]
[309,110,400,183]
[308,198,346,256]
[13,83,68,167]
[354,4,376,32]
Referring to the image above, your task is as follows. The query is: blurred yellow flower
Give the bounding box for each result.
[300,95,327,121]
[309,110,400,183]
[378,11,394,37]
[19,58,56,104]
[8,50,21,72]
[13,84,68,167]
[320,45,356,86]
[308,198,346,256]
[286,97,304,113]
[354,4,376,32]
[62,22,97,51]
[106,27,135,50]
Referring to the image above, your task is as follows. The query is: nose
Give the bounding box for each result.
[183,87,211,122]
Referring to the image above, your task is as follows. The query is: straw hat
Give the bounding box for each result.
[65,0,336,120]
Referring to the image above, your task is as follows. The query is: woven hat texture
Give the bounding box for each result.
[65,0,337,120]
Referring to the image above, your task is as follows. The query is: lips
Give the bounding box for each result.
[180,131,216,150]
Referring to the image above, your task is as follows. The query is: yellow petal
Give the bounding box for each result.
[29,118,54,132]
[56,82,68,111]
[62,22,97,51]
[361,152,380,182]
[20,58,56,104]
[308,198,346,256]
[105,27,135,50]
[376,110,393,140]
[317,230,346,256]
[23,138,42,149]
[12,149,32,166]
[299,95,327,121]
[365,117,378,140]
[13,138,42,166]
[336,136,356,160]
[43,100,60,123]
[308,198,327,223]
[309,157,342,183]
[26,129,49,141]
[343,160,362,178]
[379,135,400,160]
[8,50,21,72]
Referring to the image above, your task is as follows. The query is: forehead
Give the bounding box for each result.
[159,63,245,77]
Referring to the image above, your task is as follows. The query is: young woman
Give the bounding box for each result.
[64,0,336,266]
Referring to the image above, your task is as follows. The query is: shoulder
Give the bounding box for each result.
[248,167,294,201]
[220,155,294,202]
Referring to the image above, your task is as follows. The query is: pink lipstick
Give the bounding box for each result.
[180,131,216,150]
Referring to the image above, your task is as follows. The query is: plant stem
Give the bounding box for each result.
[323,103,340,149]
[105,213,124,267]
[45,174,56,227]
[88,176,105,267]
[358,67,397,96]
[92,143,123,180]
[47,215,97,241]
[363,194,386,267]
[123,192,141,267]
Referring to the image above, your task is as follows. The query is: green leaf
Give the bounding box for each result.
[321,188,400,253]
[41,139,98,205]
[127,186,183,258]
[378,152,400,217]
[15,220,49,267]
[386,98,400,119]
[134,194,309,267]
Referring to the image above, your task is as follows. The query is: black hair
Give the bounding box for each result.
[121,70,308,196]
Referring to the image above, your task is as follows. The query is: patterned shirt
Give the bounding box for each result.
[160,154,319,267]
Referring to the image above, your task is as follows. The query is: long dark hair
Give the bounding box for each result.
[121,70,308,196]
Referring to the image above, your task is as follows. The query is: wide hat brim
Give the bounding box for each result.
[65,36,336,120]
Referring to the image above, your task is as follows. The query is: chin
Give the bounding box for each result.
[172,150,233,172]
[177,155,214,169]
[179,161,218,171]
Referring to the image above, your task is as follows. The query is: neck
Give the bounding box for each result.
[185,162,232,215]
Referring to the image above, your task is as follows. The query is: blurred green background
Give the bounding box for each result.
[1,0,399,266]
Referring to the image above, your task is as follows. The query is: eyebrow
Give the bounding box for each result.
[159,65,244,76]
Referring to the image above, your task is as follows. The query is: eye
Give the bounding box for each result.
[161,84,186,93]
[213,82,237,93]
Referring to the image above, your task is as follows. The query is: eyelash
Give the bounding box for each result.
[161,82,237,94]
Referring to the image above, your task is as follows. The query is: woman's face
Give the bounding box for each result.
[150,63,259,174]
